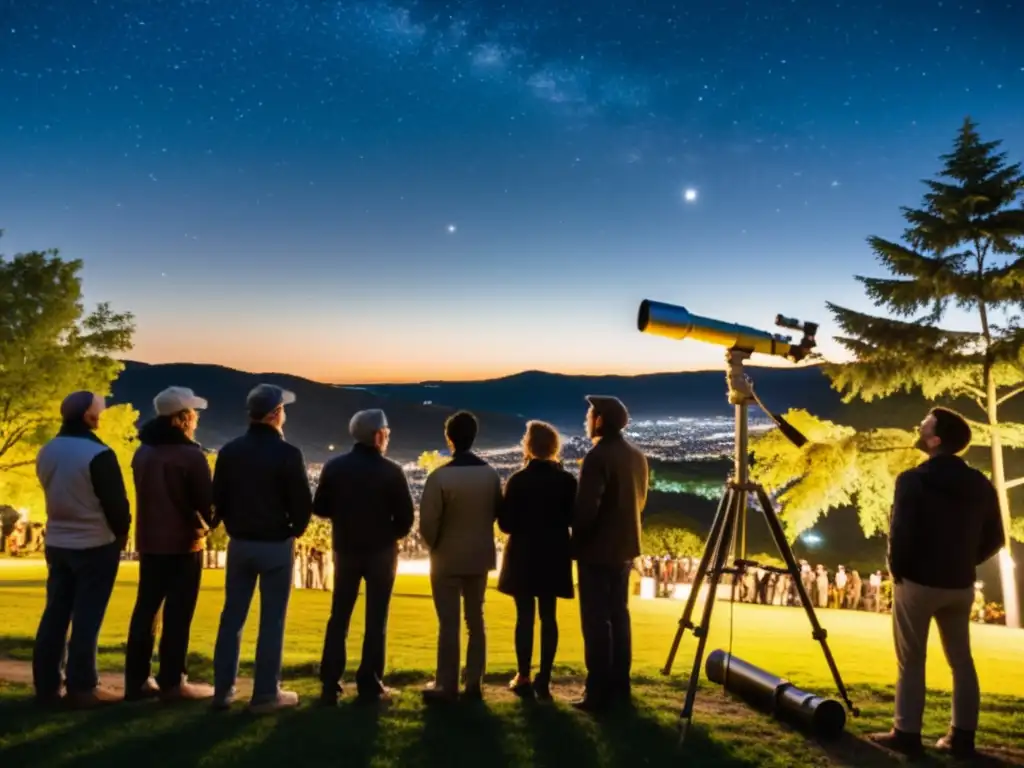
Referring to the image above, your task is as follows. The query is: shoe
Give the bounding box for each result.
[509,675,534,698]
[869,729,924,759]
[356,686,395,705]
[161,680,215,702]
[34,690,63,707]
[249,689,300,714]
[421,682,458,704]
[125,677,161,702]
[66,686,121,709]
[210,689,236,711]
[570,696,608,714]
[318,687,340,707]
[936,727,976,759]
[532,679,553,702]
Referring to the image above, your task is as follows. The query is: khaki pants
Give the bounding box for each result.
[893,579,979,733]
[430,573,487,692]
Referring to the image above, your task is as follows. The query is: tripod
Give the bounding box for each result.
[662,349,859,742]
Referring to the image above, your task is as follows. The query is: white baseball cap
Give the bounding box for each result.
[154,387,209,416]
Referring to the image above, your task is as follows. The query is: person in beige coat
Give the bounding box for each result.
[419,411,502,702]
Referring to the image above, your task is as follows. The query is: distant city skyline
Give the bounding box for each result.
[2,1,1021,382]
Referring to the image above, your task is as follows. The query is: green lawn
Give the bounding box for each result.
[1,562,1023,767]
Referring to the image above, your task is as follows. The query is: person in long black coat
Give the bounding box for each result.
[497,420,576,700]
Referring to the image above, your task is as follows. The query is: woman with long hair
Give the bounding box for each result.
[497,420,577,700]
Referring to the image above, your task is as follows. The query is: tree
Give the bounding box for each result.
[825,118,1024,626]
[0,234,135,476]
[416,450,449,474]
[751,410,922,538]
[642,519,704,557]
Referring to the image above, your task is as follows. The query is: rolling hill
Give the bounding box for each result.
[110,362,528,463]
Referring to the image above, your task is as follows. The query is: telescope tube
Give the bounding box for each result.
[637,300,796,360]
[705,650,846,739]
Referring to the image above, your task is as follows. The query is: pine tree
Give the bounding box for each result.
[826,118,1024,627]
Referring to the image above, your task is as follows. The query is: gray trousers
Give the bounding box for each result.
[430,572,487,692]
[893,579,979,733]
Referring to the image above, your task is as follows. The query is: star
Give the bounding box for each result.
[447,224,457,233]
[683,188,698,203]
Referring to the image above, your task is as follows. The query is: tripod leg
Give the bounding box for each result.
[678,486,741,742]
[663,485,731,676]
[752,485,860,717]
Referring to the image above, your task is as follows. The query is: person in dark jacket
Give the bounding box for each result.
[211,384,313,713]
[497,420,576,701]
[571,395,649,712]
[33,391,131,708]
[314,409,415,704]
[124,387,215,702]
[870,408,1005,760]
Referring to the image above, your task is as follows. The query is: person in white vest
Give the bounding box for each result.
[33,391,131,708]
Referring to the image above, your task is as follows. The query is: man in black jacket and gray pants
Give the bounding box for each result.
[871,408,1005,760]
[211,384,312,713]
[314,409,414,704]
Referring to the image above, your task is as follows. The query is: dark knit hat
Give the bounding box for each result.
[60,391,98,423]
[585,395,629,432]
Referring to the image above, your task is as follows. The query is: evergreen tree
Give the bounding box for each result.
[825,118,1024,627]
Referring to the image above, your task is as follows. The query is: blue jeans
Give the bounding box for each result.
[33,542,121,695]
[213,538,294,701]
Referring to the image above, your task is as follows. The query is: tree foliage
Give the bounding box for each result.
[0,234,135,474]
[823,118,1024,625]
[416,450,449,474]
[751,410,922,538]
[641,519,704,557]
[96,404,140,547]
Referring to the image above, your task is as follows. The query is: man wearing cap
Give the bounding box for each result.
[124,387,216,702]
[211,383,313,713]
[33,391,132,707]
[313,409,415,705]
[571,395,649,713]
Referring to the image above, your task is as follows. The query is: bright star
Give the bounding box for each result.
[447,224,457,233]
[683,188,698,203]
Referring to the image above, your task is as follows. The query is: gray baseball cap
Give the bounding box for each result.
[349,409,389,444]
[246,383,296,419]
[154,387,209,416]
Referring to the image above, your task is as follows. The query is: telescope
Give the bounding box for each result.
[705,650,847,740]
[637,300,818,363]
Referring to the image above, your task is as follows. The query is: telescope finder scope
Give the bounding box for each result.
[637,300,817,363]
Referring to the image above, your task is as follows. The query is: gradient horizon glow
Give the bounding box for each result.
[2,1,1022,384]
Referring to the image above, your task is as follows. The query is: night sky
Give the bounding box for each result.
[1,1,1022,383]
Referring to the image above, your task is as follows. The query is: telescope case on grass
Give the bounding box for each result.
[705,649,847,739]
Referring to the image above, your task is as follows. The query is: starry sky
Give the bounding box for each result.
[1,0,1022,383]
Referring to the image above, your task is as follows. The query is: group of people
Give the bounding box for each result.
[28,383,1006,761]
[31,384,648,715]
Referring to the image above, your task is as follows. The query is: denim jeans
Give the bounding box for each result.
[213,538,294,701]
[33,542,121,696]
[319,546,398,696]
[125,552,204,691]
[577,561,633,703]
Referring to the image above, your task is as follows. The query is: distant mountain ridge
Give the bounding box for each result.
[110,362,528,463]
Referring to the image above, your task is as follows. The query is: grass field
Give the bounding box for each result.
[1,562,1023,767]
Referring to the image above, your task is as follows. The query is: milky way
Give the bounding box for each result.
[1,1,1021,382]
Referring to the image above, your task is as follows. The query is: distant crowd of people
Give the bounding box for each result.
[27,385,1005,760]
[637,556,893,612]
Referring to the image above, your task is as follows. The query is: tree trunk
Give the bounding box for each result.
[986,370,1020,628]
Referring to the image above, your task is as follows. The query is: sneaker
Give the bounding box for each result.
[356,686,395,705]
[66,686,121,709]
[461,685,484,702]
[570,696,609,714]
[421,682,458,704]
[125,677,161,702]
[509,675,533,698]
[869,729,924,759]
[210,689,236,711]
[532,679,553,702]
[936,727,976,759]
[249,689,300,714]
[161,680,215,702]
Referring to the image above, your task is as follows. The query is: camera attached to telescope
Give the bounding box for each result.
[637,300,818,363]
